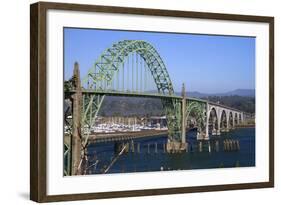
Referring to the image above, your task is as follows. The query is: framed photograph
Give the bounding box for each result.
[30,1,274,202]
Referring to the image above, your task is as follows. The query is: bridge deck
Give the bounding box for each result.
[64,130,168,144]
[208,101,243,113]
[77,89,182,99]
[68,89,244,113]
[71,89,209,102]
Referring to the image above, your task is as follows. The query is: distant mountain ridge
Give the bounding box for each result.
[178,89,255,98]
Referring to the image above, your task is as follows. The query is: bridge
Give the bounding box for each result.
[64,40,245,175]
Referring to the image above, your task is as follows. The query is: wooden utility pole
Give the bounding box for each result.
[71,62,83,175]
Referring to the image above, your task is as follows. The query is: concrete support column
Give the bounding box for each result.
[239,113,243,125]
[226,115,230,132]
[216,109,221,135]
[205,103,209,140]
[226,111,230,132]
[212,119,216,135]
[217,117,221,135]
[181,83,186,144]
[71,62,83,175]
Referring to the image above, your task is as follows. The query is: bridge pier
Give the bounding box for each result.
[221,127,230,132]
[205,106,210,140]
[166,83,188,153]
[181,83,187,145]
[204,134,209,140]
[197,131,209,140]
[166,140,187,153]
[71,62,83,175]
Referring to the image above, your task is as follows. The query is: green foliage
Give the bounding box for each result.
[99,96,164,117]
[64,80,73,99]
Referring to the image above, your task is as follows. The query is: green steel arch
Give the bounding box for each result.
[186,101,206,131]
[81,40,182,144]
[83,40,174,94]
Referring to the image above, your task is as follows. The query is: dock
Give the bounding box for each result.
[64,130,168,144]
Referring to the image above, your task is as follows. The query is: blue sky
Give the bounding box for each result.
[64,28,255,93]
